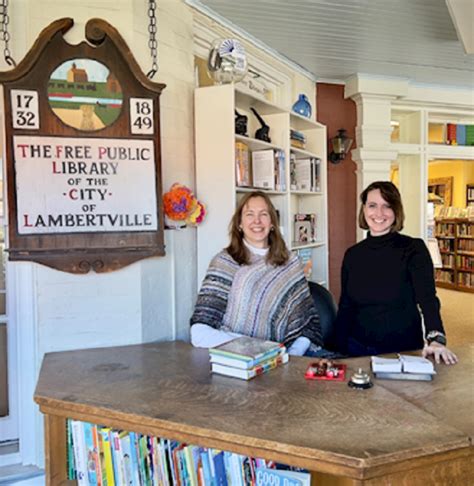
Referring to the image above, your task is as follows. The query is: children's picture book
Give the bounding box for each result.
[371,355,436,381]
[210,345,286,369]
[209,336,284,363]
[211,352,289,380]
[296,248,313,279]
[255,467,311,486]
[294,213,316,244]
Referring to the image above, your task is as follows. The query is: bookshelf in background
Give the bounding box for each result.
[195,84,328,287]
[466,184,474,207]
[435,218,474,293]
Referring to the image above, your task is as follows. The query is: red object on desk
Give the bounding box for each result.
[305,361,346,381]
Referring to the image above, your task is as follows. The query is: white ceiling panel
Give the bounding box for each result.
[191,0,474,88]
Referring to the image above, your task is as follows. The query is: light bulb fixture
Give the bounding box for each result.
[329,129,353,164]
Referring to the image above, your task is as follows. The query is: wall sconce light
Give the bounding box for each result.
[329,129,353,164]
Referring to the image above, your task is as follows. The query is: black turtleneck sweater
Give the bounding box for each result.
[335,232,445,355]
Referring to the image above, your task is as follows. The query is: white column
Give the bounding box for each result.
[347,91,399,240]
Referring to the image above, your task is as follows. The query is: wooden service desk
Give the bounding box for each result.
[34,342,474,485]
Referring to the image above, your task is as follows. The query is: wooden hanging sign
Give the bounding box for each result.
[0,18,166,273]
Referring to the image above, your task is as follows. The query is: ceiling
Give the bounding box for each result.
[192,0,474,89]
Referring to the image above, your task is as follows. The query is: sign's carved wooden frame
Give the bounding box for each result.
[0,18,166,273]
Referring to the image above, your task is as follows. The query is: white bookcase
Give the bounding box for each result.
[195,84,328,288]
[390,106,474,238]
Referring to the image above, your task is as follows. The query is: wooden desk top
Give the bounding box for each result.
[34,342,473,480]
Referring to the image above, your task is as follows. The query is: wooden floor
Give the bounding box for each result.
[437,288,474,346]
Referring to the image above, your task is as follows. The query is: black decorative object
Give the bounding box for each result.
[250,107,271,143]
[235,109,248,136]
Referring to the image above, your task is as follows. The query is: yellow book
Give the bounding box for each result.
[99,427,115,486]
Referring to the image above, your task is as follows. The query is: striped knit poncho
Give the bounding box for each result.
[191,250,322,348]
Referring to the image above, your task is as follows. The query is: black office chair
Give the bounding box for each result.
[308,281,338,350]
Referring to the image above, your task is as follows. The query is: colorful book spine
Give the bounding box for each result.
[466,125,474,146]
[446,123,457,145]
[98,427,115,486]
[70,419,90,486]
[211,352,289,380]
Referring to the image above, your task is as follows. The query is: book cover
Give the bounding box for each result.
[293,158,312,191]
[209,336,284,362]
[98,427,116,486]
[296,248,313,279]
[209,345,285,369]
[211,352,289,380]
[213,451,229,486]
[70,420,90,486]
[235,141,251,187]
[83,422,99,486]
[294,213,316,244]
[255,467,311,486]
[252,149,275,190]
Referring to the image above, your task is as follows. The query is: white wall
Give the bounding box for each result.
[3,0,198,466]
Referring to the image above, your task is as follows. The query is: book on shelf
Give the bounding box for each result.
[256,467,311,486]
[252,149,276,190]
[211,352,289,380]
[295,247,313,279]
[294,213,316,244]
[291,157,321,192]
[209,336,285,367]
[371,355,436,381]
[235,141,251,187]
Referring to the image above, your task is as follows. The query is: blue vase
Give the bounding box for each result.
[292,94,312,118]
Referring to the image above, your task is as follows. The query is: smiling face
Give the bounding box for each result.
[363,189,395,236]
[240,196,272,248]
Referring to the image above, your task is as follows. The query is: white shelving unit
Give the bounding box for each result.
[390,106,474,239]
[195,84,328,288]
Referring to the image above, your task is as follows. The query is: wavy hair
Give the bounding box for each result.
[226,191,289,266]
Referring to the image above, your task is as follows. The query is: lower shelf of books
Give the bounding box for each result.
[67,418,311,486]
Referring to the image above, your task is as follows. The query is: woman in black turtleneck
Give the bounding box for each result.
[335,181,457,365]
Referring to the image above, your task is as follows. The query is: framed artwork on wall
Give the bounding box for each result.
[428,177,453,207]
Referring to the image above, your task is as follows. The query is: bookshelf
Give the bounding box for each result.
[435,218,474,293]
[195,84,328,287]
[467,184,474,207]
[390,106,474,238]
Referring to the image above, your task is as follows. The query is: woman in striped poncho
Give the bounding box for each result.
[190,191,323,356]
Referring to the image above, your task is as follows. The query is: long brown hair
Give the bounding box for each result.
[226,191,289,266]
[358,181,405,232]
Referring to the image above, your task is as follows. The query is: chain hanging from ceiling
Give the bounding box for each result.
[147,0,158,78]
[0,0,16,67]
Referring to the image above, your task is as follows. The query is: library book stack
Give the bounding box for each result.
[209,336,289,380]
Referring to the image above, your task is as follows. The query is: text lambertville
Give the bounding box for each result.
[22,213,154,228]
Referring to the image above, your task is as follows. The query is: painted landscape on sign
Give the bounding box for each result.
[48,58,123,131]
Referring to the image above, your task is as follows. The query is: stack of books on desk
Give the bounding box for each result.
[371,354,436,381]
[209,336,289,380]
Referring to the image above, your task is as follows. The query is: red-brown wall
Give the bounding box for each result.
[316,83,357,301]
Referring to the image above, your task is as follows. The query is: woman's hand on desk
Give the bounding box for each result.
[422,342,458,365]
